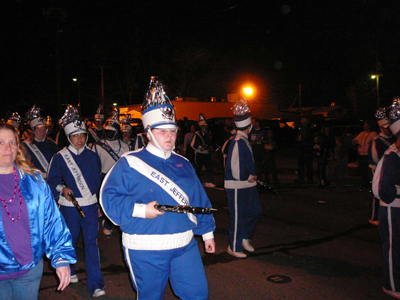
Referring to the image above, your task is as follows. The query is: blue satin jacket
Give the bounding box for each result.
[0,165,76,275]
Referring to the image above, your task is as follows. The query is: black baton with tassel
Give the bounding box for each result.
[67,192,86,218]
[255,179,279,195]
[154,203,217,214]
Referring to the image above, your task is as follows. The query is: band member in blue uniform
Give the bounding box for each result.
[191,113,216,187]
[121,114,135,151]
[225,98,263,259]
[22,105,58,180]
[92,108,130,235]
[47,106,105,297]
[100,77,216,300]
[368,108,395,225]
[87,104,106,147]
[373,98,400,299]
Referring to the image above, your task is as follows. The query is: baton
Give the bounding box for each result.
[67,192,86,218]
[154,204,217,214]
[255,179,279,195]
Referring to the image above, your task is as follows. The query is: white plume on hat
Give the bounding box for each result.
[375,107,390,128]
[389,97,400,136]
[26,105,46,130]
[121,114,132,133]
[232,98,252,129]
[60,105,87,136]
[141,76,176,132]
[6,112,21,128]
[198,113,207,126]
[105,108,121,132]
[95,104,105,121]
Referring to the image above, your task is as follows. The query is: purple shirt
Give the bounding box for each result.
[0,172,33,280]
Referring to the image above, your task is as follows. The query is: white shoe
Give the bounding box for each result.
[70,274,79,283]
[102,220,112,236]
[242,239,255,252]
[93,289,106,297]
[205,182,216,188]
[227,246,247,258]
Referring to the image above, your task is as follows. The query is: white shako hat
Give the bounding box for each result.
[26,105,46,130]
[6,112,21,128]
[389,97,400,136]
[104,108,121,132]
[94,104,105,121]
[141,76,176,132]
[121,114,132,133]
[198,113,207,126]
[60,105,87,136]
[375,107,390,128]
[232,97,252,129]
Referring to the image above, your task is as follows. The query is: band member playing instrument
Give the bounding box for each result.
[100,77,216,300]
[47,105,105,298]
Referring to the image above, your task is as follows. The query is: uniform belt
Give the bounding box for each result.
[122,229,193,250]
[59,193,97,207]
[224,180,256,189]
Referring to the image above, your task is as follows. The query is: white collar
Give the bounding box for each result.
[34,137,46,142]
[237,131,248,139]
[146,143,172,160]
[68,144,87,155]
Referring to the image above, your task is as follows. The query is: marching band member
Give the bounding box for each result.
[100,77,215,300]
[224,98,263,258]
[22,105,58,180]
[368,108,395,225]
[121,114,135,151]
[373,98,400,299]
[191,113,216,187]
[47,105,105,297]
[87,104,106,147]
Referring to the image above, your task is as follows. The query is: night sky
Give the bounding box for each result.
[1,1,400,120]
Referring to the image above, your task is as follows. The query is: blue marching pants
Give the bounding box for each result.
[60,204,105,294]
[379,205,400,293]
[123,238,209,300]
[226,186,263,252]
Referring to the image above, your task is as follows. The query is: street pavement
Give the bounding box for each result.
[39,148,392,299]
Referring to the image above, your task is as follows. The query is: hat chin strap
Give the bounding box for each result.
[148,129,175,154]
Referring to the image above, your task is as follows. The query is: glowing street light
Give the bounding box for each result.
[243,86,254,98]
[370,74,381,108]
[72,78,81,116]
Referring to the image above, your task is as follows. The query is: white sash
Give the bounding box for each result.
[125,155,197,225]
[58,149,97,207]
[24,141,49,178]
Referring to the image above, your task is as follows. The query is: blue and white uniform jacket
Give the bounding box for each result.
[375,144,400,207]
[47,145,102,207]
[22,138,59,177]
[100,144,215,251]
[369,133,395,170]
[224,132,257,190]
[0,166,76,275]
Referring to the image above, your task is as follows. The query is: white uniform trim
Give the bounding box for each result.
[60,148,92,199]
[23,141,49,179]
[125,155,197,226]
[122,229,193,250]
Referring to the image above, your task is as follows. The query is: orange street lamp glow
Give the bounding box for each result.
[243,87,254,97]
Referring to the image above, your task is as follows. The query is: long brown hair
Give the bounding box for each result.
[0,123,40,179]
